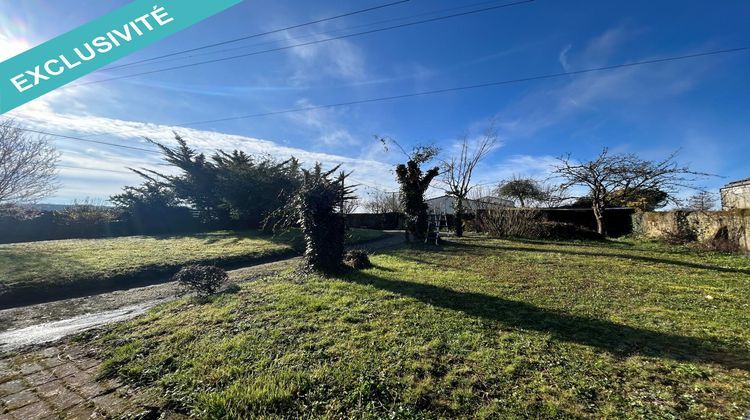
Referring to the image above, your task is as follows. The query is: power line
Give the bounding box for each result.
[18,128,162,154]
[100,0,524,73]
[101,0,411,72]
[73,0,534,87]
[58,164,137,175]
[173,45,750,127]
[24,45,750,154]
[350,177,396,193]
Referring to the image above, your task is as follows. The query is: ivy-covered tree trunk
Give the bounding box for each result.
[396,160,439,242]
[271,164,354,273]
[454,198,465,238]
[300,189,345,270]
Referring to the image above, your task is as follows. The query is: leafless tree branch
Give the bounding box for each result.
[0,120,60,205]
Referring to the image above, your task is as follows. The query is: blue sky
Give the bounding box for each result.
[2,0,749,203]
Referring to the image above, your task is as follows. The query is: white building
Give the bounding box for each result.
[425,195,514,215]
[720,178,750,210]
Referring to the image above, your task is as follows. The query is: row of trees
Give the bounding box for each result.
[114,135,359,272]
[381,132,712,237]
[112,135,304,231]
[0,118,717,241]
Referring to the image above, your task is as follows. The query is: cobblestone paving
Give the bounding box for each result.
[0,343,142,419]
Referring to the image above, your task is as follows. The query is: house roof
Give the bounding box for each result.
[724,177,750,188]
[425,195,515,208]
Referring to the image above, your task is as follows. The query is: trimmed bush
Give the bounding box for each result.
[478,209,602,240]
[534,221,602,241]
[343,250,372,269]
[172,265,228,297]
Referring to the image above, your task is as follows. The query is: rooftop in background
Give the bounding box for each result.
[724,178,750,187]
[720,177,750,210]
[425,195,515,215]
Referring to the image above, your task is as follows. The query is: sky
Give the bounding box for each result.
[1,0,749,204]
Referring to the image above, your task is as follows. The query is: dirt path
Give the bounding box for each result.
[0,232,404,352]
[0,258,296,353]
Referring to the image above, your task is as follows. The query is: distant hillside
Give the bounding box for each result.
[30,204,72,211]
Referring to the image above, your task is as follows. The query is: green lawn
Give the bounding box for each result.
[0,229,386,289]
[92,237,750,418]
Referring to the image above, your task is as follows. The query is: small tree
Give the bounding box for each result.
[553,149,708,235]
[271,164,355,272]
[496,176,548,208]
[441,127,497,237]
[0,120,59,205]
[686,191,717,212]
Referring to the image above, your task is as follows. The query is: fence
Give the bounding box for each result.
[347,208,635,237]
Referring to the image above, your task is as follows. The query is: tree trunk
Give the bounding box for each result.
[592,203,606,235]
[455,199,464,237]
[519,197,525,208]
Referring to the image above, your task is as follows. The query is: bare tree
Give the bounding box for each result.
[362,190,401,213]
[343,197,360,214]
[686,191,717,212]
[0,120,60,205]
[553,148,709,235]
[441,126,498,237]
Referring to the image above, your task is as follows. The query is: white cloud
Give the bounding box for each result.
[7,101,396,203]
[285,99,360,147]
[282,28,368,84]
[558,44,572,71]
[0,33,32,61]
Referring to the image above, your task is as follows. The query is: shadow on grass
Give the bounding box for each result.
[494,237,632,249]
[343,271,750,371]
[449,239,750,276]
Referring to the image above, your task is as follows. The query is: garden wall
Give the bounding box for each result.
[0,210,208,244]
[633,210,750,252]
[538,208,634,237]
[346,212,404,230]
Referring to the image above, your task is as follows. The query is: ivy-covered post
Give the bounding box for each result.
[396,160,439,242]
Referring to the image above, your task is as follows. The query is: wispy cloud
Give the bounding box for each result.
[285,99,361,147]
[8,96,396,202]
[495,25,711,142]
[282,28,368,84]
[558,44,572,71]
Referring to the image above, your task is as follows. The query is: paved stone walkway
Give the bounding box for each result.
[0,343,141,419]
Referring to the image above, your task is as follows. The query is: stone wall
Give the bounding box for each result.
[632,210,750,252]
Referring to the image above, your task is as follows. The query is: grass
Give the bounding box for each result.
[91,236,750,418]
[0,228,386,290]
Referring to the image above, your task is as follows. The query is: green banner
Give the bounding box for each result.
[0,0,242,114]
